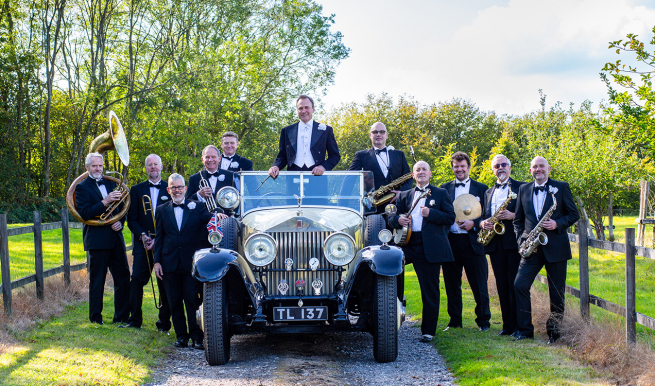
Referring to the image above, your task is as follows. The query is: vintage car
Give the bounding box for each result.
[191,171,405,365]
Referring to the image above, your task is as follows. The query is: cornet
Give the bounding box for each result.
[199,170,219,212]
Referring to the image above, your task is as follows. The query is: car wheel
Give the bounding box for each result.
[203,279,230,365]
[219,216,238,250]
[373,275,398,363]
[364,214,385,247]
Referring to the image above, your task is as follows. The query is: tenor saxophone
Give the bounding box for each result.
[477,188,517,246]
[518,194,557,258]
[367,172,414,206]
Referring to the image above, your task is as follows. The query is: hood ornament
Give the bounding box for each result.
[294,194,305,216]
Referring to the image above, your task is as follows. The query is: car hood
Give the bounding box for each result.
[241,207,363,237]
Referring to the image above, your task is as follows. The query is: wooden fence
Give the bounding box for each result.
[0,210,132,318]
[535,219,655,344]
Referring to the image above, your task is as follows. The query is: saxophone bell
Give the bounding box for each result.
[537,232,548,245]
[493,222,506,235]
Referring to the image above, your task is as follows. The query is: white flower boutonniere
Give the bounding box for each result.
[387,145,395,150]
[218,174,225,182]
[476,196,480,202]
[548,186,558,195]
[318,123,327,131]
[429,199,435,206]
[187,202,196,210]
[230,161,239,168]
[160,196,168,201]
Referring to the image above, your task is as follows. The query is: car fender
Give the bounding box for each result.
[358,245,404,277]
[193,247,255,284]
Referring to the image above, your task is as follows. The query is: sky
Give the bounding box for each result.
[318,0,655,116]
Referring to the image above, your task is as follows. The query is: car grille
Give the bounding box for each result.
[265,231,340,296]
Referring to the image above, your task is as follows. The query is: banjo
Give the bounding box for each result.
[393,188,431,246]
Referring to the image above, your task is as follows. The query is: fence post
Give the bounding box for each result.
[625,228,637,345]
[637,180,648,246]
[579,219,590,321]
[0,214,11,318]
[34,211,44,301]
[62,208,70,286]
[608,192,615,242]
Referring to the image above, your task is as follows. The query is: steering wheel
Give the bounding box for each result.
[254,191,287,207]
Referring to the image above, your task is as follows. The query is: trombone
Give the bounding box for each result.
[142,195,162,309]
[199,170,219,212]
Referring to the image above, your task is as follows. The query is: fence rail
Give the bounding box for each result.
[0,210,131,318]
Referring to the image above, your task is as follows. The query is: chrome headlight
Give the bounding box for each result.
[208,231,223,247]
[323,232,356,266]
[378,229,392,244]
[244,233,277,266]
[216,186,240,210]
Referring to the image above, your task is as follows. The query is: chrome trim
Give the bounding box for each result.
[216,186,240,209]
[323,232,357,266]
[243,232,278,266]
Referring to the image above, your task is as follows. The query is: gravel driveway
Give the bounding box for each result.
[148,319,455,386]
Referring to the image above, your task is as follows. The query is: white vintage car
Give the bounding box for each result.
[192,171,405,365]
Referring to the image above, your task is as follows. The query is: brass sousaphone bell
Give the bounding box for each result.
[66,111,131,226]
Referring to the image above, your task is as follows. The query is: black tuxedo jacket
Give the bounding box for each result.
[127,179,170,256]
[482,178,525,253]
[272,121,340,171]
[154,199,215,273]
[348,148,412,190]
[186,168,237,201]
[222,153,253,172]
[74,176,126,251]
[513,178,579,263]
[387,185,456,263]
[440,178,488,256]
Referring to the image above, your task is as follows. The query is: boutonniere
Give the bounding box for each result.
[387,145,395,150]
[318,123,327,131]
[230,161,239,168]
[475,196,480,201]
[160,196,168,201]
[429,199,435,206]
[548,186,558,195]
[187,202,196,210]
[218,174,226,182]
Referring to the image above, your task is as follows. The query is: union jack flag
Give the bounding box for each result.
[206,214,223,236]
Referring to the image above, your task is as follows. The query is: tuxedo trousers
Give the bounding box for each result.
[127,251,172,330]
[514,250,567,337]
[402,232,442,336]
[163,268,202,342]
[488,247,521,333]
[87,243,130,323]
[443,233,491,328]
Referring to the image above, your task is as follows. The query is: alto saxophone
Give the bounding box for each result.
[477,187,517,246]
[518,193,557,258]
[367,171,414,206]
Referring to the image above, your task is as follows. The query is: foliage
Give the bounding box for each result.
[0,197,68,224]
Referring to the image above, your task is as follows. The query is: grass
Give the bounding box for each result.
[2,225,132,285]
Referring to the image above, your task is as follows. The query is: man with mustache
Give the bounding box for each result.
[74,152,130,325]
[480,154,524,337]
[513,156,579,344]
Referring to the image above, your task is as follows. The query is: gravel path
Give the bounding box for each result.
[147,319,455,386]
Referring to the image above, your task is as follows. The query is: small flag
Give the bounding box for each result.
[206,214,223,237]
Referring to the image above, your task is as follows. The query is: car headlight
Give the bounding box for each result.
[208,231,223,247]
[216,186,240,210]
[323,232,356,266]
[244,233,277,266]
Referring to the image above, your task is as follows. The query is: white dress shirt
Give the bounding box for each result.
[532,181,548,218]
[96,179,108,199]
[490,181,509,217]
[197,171,218,203]
[450,178,471,234]
[374,147,390,178]
[148,179,161,216]
[174,202,184,230]
[220,155,234,170]
[410,187,428,232]
[293,119,315,168]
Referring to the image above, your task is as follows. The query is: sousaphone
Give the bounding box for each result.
[66,111,131,226]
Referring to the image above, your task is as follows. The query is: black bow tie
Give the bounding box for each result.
[455,182,465,188]
[95,179,105,187]
[173,202,185,208]
[495,182,507,189]
[534,185,546,193]
[222,155,233,161]
[148,182,161,188]
[375,148,387,155]
[207,171,219,178]
[417,187,428,193]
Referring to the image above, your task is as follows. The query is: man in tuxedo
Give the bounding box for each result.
[187,145,237,213]
[349,122,412,213]
[387,161,455,343]
[219,131,253,172]
[153,173,227,349]
[513,156,579,344]
[480,154,524,337]
[74,152,130,325]
[440,151,491,332]
[268,95,340,177]
[122,154,172,331]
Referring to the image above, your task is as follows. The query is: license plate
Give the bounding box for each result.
[273,306,328,321]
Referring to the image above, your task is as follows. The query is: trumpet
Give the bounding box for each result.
[199,170,219,212]
[142,195,162,309]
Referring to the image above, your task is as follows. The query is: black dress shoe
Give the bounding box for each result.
[191,340,204,350]
[442,325,462,332]
[174,339,188,348]
[497,329,514,336]
[118,321,141,329]
[514,333,534,341]
[509,331,520,338]
[479,326,490,332]
[91,320,105,326]
[547,334,560,345]
[157,328,170,335]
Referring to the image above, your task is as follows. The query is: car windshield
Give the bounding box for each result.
[239,171,369,214]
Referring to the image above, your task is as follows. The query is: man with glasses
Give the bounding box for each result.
[153,174,227,349]
[123,154,172,332]
[349,122,412,213]
[479,154,524,337]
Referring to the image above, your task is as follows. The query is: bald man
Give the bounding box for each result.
[349,122,412,213]
[512,156,579,344]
